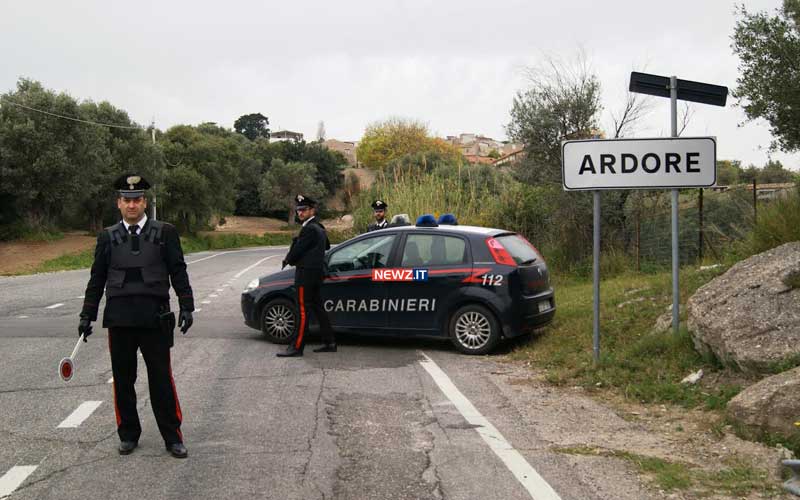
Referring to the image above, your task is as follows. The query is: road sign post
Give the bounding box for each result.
[563,134,718,361]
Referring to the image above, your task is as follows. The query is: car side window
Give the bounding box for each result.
[327,234,397,273]
[401,234,467,267]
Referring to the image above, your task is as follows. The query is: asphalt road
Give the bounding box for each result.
[0,246,654,500]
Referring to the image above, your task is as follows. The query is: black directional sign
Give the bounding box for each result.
[629,72,728,107]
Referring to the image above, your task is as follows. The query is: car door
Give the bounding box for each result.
[386,232,471,333]
[322,233,398,330]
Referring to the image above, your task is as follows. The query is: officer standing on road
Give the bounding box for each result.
[278,194,334,357]
[78,174,194,458]
[367,200,389,232]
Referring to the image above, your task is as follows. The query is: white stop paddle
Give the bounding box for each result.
[58,336,85,382]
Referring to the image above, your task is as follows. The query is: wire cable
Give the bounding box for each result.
[1,99,142,130]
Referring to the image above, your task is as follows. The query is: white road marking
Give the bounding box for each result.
[0,465,38,498]
[107,377,114,384]
[209,294,218,298]
[45,303,64,309]
[57,401,103,428]
[419,353,561,500]
[75,295,85,299]
[194,308,202,313]
[216,288,223,292]
[186,246,289,266]
[233,255,280,279]
[201,300,211,305]
[17,315,28,319]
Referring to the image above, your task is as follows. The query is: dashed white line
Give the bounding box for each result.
[0,465,38,498]
[419,353,562,500]
[209,294,218,298]
[75,295,85,299]
[201,300,211,305]
[45,303,64,309]
[194,308,202,313]
[233,255,280,279]
[215,288,224,292]
[107,377,114,384]
[57,401,103,428]
[17,315,28,319]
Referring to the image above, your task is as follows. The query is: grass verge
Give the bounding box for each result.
[510,265,740,410]
[553,446,777,496]
[20,229,357,275]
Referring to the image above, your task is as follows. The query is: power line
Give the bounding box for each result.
[1,99,142,130]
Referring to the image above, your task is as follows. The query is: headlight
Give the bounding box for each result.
[244,278,260,293]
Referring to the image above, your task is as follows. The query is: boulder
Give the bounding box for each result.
[687,242,800,373]
[727,366,800,438]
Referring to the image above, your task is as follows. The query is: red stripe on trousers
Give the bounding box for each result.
[108,333,121,426]
[295,286,306,349]
[167,351,184,442]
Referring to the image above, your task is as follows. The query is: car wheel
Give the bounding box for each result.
[260,298,296,344]
[449,304,501,355]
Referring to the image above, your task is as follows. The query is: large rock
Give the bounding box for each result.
[727,366,800,438]
[687,242,800,373]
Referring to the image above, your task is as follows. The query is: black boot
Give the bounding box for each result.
[277,345,303,357]
[313,343,337,353]
[118,440,138,455]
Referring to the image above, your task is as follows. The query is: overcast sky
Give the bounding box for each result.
[2,0,797,168]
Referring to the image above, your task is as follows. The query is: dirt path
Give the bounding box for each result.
[0,233,96,275]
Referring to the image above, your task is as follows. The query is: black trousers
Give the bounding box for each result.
[108,327,183,445]
[289,268,334,350]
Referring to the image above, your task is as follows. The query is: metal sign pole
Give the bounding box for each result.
[670,76,680,336]
[593,190,601,363]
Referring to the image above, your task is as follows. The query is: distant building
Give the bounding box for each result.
[492,148,525,167]
[463,155,496,165]
[323,139,358,166]
[270,130,304,143]
[446,132,521,163]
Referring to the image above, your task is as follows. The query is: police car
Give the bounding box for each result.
[241,216,555,355]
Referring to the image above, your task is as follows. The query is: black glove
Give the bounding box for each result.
[78,317,93,342]
[178,310,193,334]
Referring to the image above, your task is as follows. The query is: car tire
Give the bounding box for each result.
[448,304,501,355]
[260,297,297,344]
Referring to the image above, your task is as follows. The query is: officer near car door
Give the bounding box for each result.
[78,174,194,458]
[278,194,335,357]
[366,200,389,232]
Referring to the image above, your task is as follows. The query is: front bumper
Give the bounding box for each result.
[241,293,258,329]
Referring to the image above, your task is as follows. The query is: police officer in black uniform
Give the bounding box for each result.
[367,200,389,232]
[278,194,334,357]
[78,174,194,458]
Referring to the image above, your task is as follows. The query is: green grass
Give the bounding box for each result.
[510,265,740,410]
[19,229,357,275]
[554,447,777,495]
[27,249,95,274]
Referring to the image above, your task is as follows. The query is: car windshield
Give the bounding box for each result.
[495,234,539,265]
[327,234,396,272]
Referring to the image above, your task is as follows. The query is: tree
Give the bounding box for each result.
[234,113,270,141]
[487,149,501,160]
[160,124,249,231]
[716,160,743,185]
[732,2,800,151]
[355,118,462,169]
[0,79,107,230]
[506,55,602,184]
[259,159,325,224]
[759,159,795,183]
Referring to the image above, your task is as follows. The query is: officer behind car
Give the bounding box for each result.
[367,199,389,232]
[278,194,335,357]
[78,174,193,459]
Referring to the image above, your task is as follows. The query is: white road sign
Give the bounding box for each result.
[562,137,716,191]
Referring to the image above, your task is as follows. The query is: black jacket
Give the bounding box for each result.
[367,219,388,232]
[81,220,194,328]
[285,218,330,270]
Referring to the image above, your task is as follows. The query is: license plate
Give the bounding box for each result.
[538,300,550,313]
